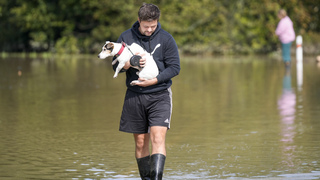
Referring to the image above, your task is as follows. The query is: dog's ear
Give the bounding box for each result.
[106,43,114,51]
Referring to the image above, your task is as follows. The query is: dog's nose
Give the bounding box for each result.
[97,55,100,58]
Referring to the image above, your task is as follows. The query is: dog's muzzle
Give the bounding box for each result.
[130,55,142,68]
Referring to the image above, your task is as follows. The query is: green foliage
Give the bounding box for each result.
[55,35,79,54]
[0,0,319,54]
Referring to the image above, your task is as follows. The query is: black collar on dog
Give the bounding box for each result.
[114,42,126,58]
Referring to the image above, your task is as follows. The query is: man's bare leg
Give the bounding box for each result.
[150,126,167,155]
[134,133,151,180]
[150,126,167,180]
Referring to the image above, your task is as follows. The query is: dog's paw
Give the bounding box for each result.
[130,80,139,86]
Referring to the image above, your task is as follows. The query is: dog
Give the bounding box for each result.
[98,41,160,86]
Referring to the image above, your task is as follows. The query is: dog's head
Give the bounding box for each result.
[98,41,115,59]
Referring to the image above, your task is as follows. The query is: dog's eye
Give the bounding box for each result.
[106,43,114,50]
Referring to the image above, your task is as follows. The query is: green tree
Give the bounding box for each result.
[0,0,319,55]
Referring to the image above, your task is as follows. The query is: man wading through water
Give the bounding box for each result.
[112,3,180,180]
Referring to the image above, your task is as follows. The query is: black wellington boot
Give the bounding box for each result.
[150,154,166,180]
[136,155,151,180]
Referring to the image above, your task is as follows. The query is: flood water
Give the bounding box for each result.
[0,55,320,179]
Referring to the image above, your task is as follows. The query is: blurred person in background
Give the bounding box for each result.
[275,9,296,66]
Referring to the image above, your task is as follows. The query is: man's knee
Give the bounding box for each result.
[150,126,167,145]
[136,140,148,151]
[134,134,150,151]
[151,135,165,146]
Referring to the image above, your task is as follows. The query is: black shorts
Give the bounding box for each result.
[119,88,172,134]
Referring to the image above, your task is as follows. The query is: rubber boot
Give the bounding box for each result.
[136,155,151,180]
[150,154,166,180]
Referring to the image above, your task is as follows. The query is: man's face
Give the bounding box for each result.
[138,19,158,36]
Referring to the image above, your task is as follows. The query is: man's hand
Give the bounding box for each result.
[123,52,146,70]
[134,77,158,87]
[137,52,146,67]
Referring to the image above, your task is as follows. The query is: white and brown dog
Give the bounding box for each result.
[98,41,160,86]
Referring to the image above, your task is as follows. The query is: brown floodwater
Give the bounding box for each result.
[0,55,320,179]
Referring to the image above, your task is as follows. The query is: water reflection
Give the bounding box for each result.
[278,67,296,124]
[1,56,320,179]
[277,67,297,168]
[296,59,303,92]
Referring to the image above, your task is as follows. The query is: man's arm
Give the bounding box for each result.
[134,77,158,87]
[156,36,180,84]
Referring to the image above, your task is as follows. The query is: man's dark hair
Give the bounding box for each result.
[138,3,160,22]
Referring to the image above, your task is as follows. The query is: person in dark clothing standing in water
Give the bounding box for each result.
[112,3,180,180]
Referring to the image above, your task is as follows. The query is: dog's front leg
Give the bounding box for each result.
[111,59,118,65]
[113,62,126,78]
